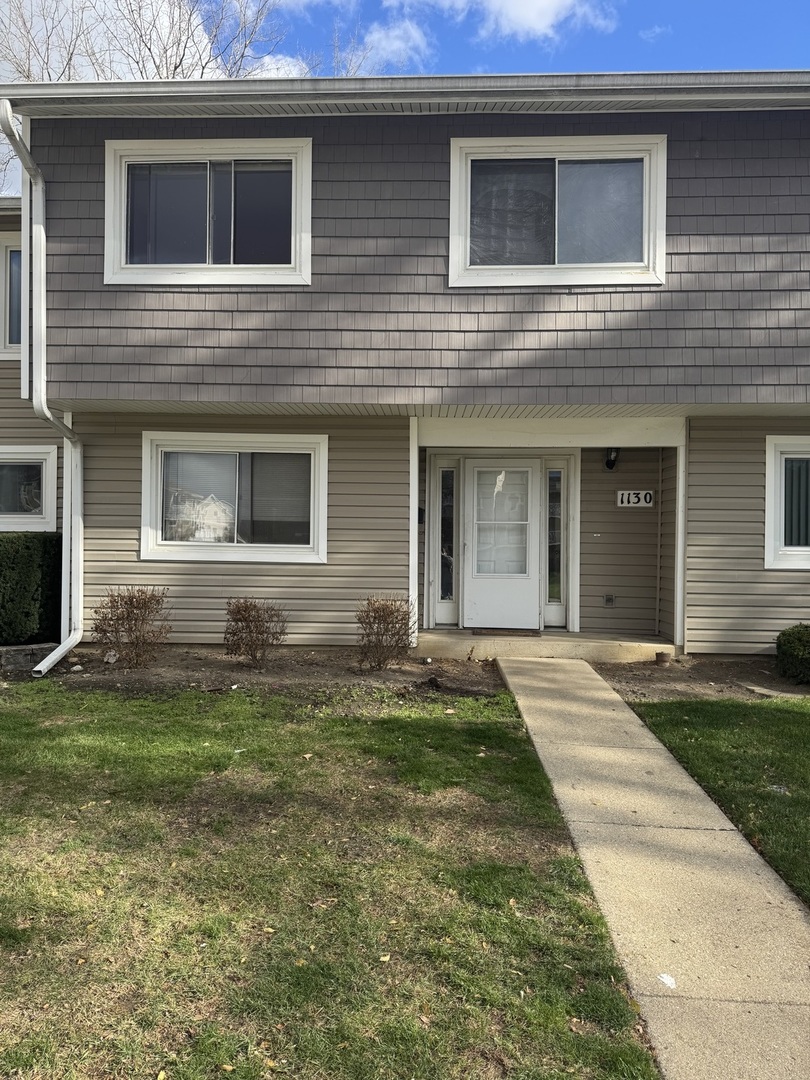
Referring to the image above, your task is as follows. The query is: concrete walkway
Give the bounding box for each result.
[497,657,810,1080]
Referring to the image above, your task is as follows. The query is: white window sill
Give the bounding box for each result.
[764,550,810,571]
[0,515,53,532]
[105,265,311,287]
[140,540,326,564]
[449,264,664,289]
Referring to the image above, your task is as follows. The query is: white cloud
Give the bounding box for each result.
[361,18,432,70]
[248,52,312,77]
[386,1,617,42]
[639,24,672,44]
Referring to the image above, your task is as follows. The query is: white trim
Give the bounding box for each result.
[428,455,462,628]
[409,417,419,643]
[567,449,581,632]
[765,435,810,569]
[104,138,312,286]
[418,417,686,449]
[425,449,580,632]
[60,414,73,640]
[449,134,667,288]
[140,431,327,563]
[0,230,21,356]
[0,444,57,531]
[20,116,30,398]
[674,441,687,648]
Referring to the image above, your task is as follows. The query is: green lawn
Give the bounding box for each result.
[0,682,659,1080]
[636,696,810,906]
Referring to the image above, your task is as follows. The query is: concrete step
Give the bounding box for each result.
[415,630,677,663]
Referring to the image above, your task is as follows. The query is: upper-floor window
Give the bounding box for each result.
[449,135,667,288]
[1,235,21,350]
[105,139,312,286]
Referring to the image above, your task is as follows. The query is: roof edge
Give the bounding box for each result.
[2,70,810,116]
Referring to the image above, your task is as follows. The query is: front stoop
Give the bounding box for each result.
[0,643,57,673]
[414,630,678,663]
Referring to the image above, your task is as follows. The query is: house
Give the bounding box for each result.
[1,72,809,672]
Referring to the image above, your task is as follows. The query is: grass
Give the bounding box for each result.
[0,680,659,1080]
[636,696,810,906]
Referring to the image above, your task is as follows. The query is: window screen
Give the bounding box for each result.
[161,450,311,546]
[784,457,810,547]
[7,249,21,345]
[469,156,644,268]
[0,461,42,515]
[127,160,293,266]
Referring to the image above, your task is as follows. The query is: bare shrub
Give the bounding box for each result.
[355,594,415,670]
[91,586,171,667]
[224,597,289,669]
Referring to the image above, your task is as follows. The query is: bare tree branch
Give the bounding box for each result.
[0,0,398,192]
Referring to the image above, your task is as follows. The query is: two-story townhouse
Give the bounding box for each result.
[1,72,809,673]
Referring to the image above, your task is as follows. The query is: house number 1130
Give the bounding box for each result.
[616,490,655,507]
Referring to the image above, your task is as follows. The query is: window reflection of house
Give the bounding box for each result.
[0,461,42,515]
[163,488,235,543]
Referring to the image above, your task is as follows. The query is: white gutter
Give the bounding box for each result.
[0,100,84,676]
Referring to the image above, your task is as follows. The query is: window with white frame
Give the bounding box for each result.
[105,139,312,285]
[141,432,327,563]
[0,447,57,531]
[1,233,22,350]
[765,436,810,569]
[449,135,667,288]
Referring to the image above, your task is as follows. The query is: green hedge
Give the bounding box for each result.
[776,623,810,684]
[0,533,62,646]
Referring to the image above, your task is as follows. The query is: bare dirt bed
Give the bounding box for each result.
[594,653,806,702]
[41,644,807,704]
[49,643,506,698]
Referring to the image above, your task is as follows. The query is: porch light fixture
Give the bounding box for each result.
[605,448,620,471]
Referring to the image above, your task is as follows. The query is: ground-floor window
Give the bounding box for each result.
[0,446,57,531]
[765,436,810,569]
[141,432,328,563]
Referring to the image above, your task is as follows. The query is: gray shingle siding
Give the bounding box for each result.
[33,111,810,407]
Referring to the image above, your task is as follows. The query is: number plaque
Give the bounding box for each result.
[616,490,655,507]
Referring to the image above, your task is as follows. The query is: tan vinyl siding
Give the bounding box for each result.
[658,448,677,640]
[686,417,810,654]
[78,414,410,644]
[580,448,661,634]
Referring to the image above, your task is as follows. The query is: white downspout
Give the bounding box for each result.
[0,100,84,676]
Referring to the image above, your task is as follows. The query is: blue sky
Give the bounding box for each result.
[276,0,810,76]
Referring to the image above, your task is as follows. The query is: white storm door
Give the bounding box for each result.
[463,462,540,629]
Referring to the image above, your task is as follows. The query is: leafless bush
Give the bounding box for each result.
[355,594,415,670]
[224,597,289,669]
[91,586,171,667]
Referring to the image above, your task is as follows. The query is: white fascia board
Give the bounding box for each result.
[418,417,687,449]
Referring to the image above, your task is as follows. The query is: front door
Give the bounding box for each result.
[462,461,540,629]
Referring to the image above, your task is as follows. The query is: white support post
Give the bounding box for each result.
[409,417,419,644]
